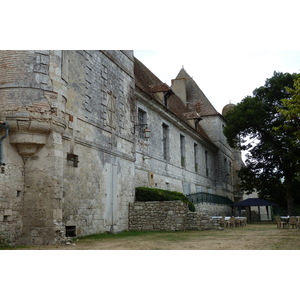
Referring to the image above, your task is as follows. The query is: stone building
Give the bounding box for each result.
[134,58,243,199]
[0,50,243,245]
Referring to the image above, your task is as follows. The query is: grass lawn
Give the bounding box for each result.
[2,223,300,250]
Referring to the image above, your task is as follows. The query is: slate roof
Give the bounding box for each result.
[134,57,214,145]
[175,68,219,116]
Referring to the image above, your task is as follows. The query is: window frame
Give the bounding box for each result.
[107,91,117,128]
[137,108,147,140]
[162,123,169,161]
[180,134,186,168]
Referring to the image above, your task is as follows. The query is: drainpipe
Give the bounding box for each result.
[0,122,9,165]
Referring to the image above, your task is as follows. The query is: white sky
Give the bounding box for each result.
[134,49,300,113]
[3,2,300,117]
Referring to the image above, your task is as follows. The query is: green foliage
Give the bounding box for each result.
[274,74,300,146]
[223,71,300,214]
[135,187,195,212]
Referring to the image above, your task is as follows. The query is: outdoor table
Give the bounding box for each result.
[210,216,247,227]
[280,216,300,228]
[210,216,223,225]
[211,216,223,219]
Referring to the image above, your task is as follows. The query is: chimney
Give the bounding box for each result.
[171,78,187,106]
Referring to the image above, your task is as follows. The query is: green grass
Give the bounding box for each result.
[0,244,29,250]
[2,223,300,250]
[78,230,167,240]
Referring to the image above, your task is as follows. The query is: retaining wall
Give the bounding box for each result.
[195,202,232,216]
[129,201,213,231]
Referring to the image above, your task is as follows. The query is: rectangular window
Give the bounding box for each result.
[107,92,116,128]
[65,226,76,237]
[224,157,228,181]
[162,123,169,160]
[205,150,209,176]
[180,134,186,167]
[163,92,168,107]
[67,153,79,167]
[194,143,198,172]
[228,161,232,183]
[137,108,147,139]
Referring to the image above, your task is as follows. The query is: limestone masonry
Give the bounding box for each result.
[0,51,243,245]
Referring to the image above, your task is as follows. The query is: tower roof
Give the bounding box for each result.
[222,103,236,116]
[175,68,219,116]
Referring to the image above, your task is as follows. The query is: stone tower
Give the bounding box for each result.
[0,51,136,244]
[0,51,67,244]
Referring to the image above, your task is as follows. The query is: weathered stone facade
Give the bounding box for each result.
[0,51,136,244]
[134,58,243,198]
[0,50,242,245]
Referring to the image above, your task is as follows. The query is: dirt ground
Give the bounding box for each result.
[13,223,300,250]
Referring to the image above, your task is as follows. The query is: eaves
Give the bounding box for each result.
[135,88,219,152]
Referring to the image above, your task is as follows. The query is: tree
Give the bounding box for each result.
[275,74,300,182]
[275,75,300,145]
[224,72,300,215]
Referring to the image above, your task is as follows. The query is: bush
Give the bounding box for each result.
[135,187,195,212]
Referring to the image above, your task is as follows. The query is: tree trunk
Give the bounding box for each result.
[285,177,294,215]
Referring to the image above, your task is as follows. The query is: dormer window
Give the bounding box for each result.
[163,92,168,107]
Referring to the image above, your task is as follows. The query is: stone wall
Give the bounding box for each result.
[135,91,219,196]
[0,50,67,245]
[0,51,136,245]
[194,202,232,216]
[129,201,212,231]
[61,51,136,237]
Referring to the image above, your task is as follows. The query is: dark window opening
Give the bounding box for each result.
[180,134,186,167]
[194,143,198,172]
[162,123,169,160]
[163,92,168,107]
[205,150,209,176]
[67,153,79,167]
[4,215,11,222]
[65,226,76,237]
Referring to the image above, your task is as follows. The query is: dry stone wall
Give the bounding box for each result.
[129,201,213,231]
[194,202,232,216]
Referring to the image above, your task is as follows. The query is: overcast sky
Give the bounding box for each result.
[134,49,300,113]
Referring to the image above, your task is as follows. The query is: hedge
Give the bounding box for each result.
[135,187,195,212]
